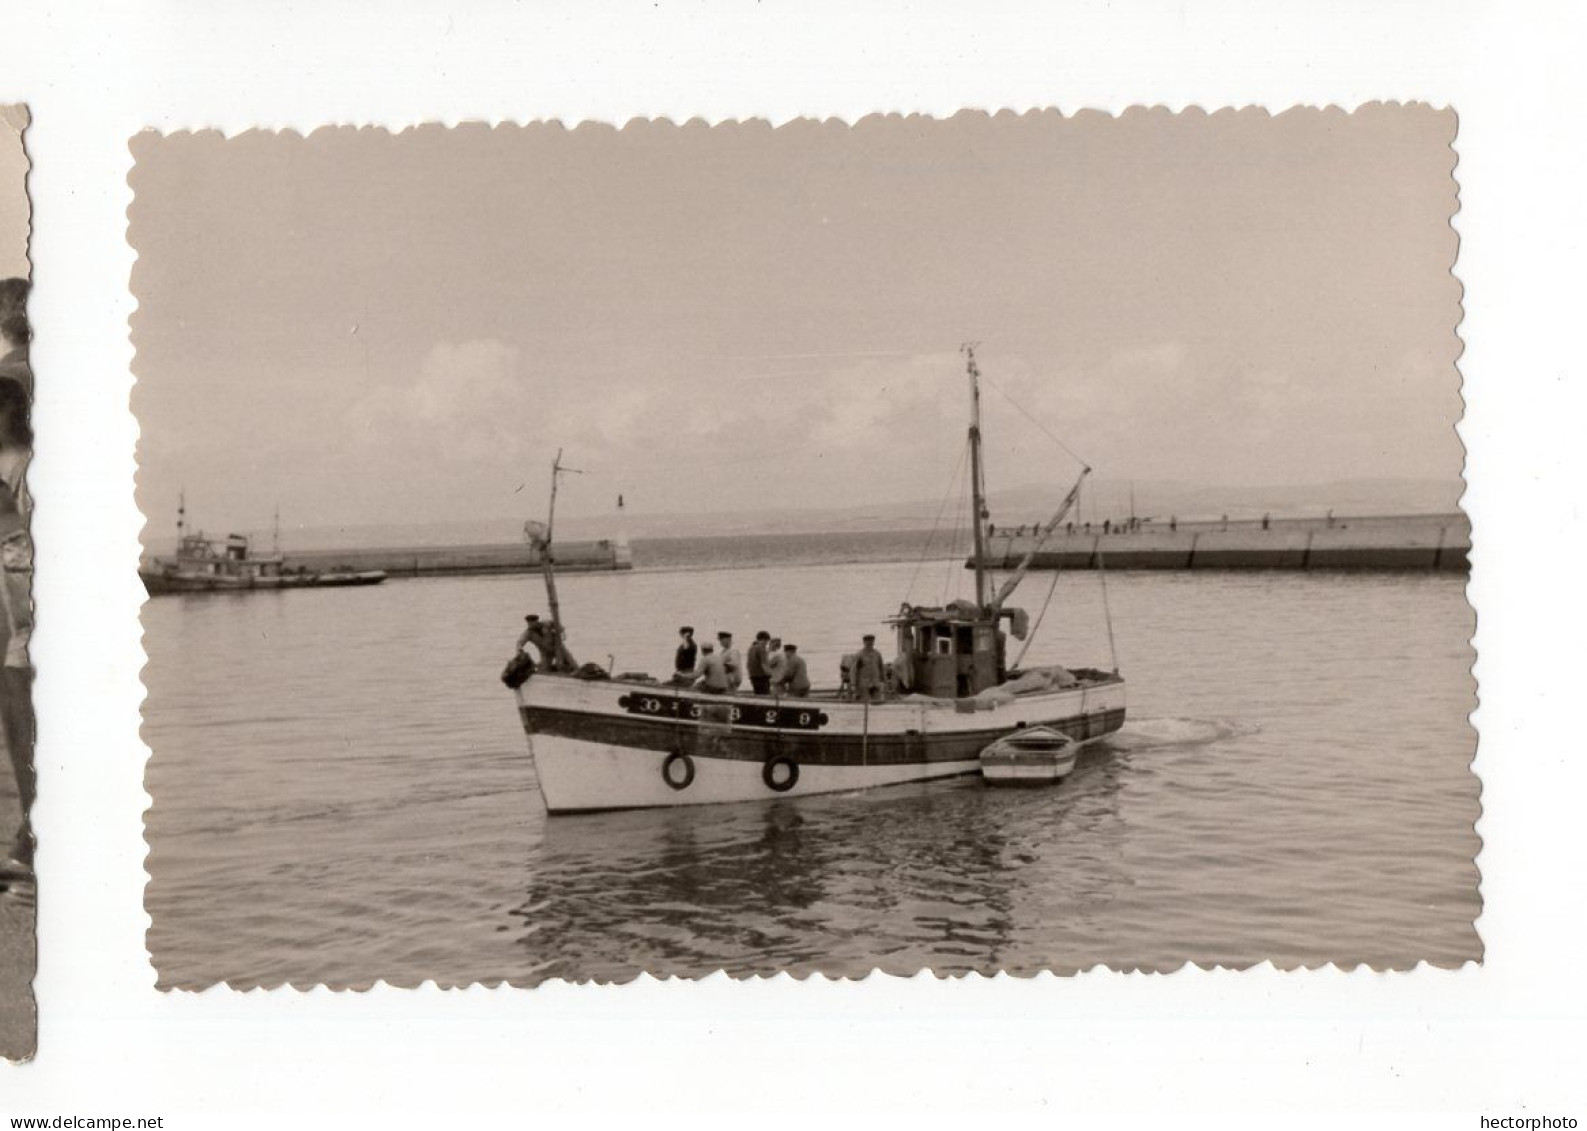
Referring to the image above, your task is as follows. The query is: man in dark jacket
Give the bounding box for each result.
[746,630,772,694]
[673,626,698,682]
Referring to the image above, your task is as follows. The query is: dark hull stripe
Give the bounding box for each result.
[521,704,1127,767]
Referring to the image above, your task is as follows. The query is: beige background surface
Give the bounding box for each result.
[2,0,1586,1124]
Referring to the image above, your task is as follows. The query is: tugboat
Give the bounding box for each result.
[140,498,387,596]
[508,346,1125,813]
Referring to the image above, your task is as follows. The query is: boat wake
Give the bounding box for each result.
[1102,716,1256,751]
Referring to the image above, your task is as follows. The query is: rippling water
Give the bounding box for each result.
[142,554,1479,987]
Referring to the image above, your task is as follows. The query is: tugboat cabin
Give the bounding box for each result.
[170,531,284,581]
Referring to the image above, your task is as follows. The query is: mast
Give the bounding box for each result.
[541,448,582,643]
[176,489,186,543]
[272,504,281,555]
[964,344,991,610]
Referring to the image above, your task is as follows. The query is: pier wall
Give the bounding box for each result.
[981,513,1471,572]
[282,539,631,579]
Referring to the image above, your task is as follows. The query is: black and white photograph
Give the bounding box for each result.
[0,1,1585,1124]
[0,101,34,1062]
[131,108,1476,988]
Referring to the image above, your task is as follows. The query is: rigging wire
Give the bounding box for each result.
[905,436,971,604]
[980,370,1091,471]
[1012,566,1063,670]
[1088,481,1121,674]
[943,453,970,604]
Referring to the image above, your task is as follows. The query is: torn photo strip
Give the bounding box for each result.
[132,108,1476,989]
[1,102,36,1058]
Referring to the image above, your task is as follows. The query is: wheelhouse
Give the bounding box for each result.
[889,601,1028,698]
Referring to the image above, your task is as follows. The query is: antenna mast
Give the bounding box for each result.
[963,344,991,610]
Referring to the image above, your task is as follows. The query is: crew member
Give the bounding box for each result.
[675,625,699,672]
[838,652,856,699]
[518,614,576,673]
[747,631,772,694]
[853,633,887,703]
[693,642,731,694]
[516,614,543,654]
[763,636,787,689]
[718,631,743,691]
[775,643,811,698]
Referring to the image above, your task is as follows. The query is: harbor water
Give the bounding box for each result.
[142,537,1480,986]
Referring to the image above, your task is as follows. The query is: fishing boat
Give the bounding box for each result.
[508,346,1125,814]
[140,499,387,596]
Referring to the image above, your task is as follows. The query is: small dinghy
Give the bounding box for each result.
[979,726,1078,786]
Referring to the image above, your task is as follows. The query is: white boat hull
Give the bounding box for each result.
[978,726,1080,786]
[978,758,1078,783]
[514,672,1125,814]
[527,734,986,810]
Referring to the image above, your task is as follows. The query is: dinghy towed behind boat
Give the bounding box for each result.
[977,726,1079,785]
[506,346,1126,814]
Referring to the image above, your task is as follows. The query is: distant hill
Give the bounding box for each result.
[162,476,1461,555]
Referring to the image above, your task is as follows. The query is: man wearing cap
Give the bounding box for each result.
[773,643,811,698]
[746,630,772,695]
[518,613,576,673]
[853,633,888,703]
[717,631,743,692]
[516,614,544,655]
[692,642,731,694]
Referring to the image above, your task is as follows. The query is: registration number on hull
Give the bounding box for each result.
[616,693,830,731]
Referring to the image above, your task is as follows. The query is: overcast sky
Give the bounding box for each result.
[0,106,29,280]
[130,106,1462,534]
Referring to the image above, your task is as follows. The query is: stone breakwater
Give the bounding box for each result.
[282,539,631,579]
[980,512,1470,572]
